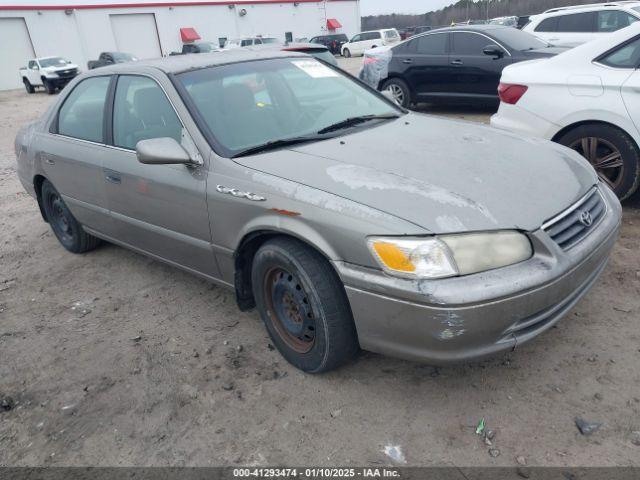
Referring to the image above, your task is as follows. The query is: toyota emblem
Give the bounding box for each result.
[579,210,593,227]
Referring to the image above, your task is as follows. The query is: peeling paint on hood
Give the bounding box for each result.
[234,113,597,233]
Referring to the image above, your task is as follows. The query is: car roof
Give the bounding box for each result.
[426,24,514,34]
[541,1,640,15]
[90,49,307,75]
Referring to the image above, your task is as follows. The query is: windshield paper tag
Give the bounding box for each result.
[292,60,339,78]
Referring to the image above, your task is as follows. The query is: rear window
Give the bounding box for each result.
[557,12,595,32]
[57,76,110,143]
[415,33,447,55]
[597,35,640,68]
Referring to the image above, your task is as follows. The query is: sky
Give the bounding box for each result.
[360,0,456,16]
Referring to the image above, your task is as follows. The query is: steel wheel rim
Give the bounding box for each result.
[569,136,624,190]
[264,267,316,353]
[387,84,404,105]
[46,191,73,244]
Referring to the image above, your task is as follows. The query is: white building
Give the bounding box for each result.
[0,0,360,90]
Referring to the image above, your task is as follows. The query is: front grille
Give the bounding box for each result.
[543,188,606,250]
[58,68,77,78]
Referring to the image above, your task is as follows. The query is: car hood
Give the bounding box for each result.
[234,113,597,233]
[44,64,78,72]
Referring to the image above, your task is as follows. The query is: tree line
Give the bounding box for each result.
[362,0,603,30]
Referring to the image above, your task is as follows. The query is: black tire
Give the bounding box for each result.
[23,78,35,94]
[40,180,101,253]
[381,77,411,108]
[343,48,351,58]
[251,237,359,373]
[43,79,56,95]
[557,123,640,201]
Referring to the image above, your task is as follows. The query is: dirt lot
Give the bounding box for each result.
[1,58,640,467]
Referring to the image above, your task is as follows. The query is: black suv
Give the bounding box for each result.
[309,34,349,54]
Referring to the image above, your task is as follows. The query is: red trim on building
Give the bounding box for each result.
[180,27,200,41]
[0,0,354,11]
[326,18,341,30]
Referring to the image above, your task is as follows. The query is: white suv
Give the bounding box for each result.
[341,29,400,57]
[523,2,640,47]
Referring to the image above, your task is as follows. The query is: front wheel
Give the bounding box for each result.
[23,78,35,94]
[343,48,351,58]
[381,78,411,108]
[41,180,101,253]
[251,237,359,373]
[557,124,640,200]
[43,79,56,94]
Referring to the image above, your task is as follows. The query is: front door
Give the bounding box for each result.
[102,74,217,277]
[449,32,511,99]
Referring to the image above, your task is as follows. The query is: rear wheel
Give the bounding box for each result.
[557,123,640,200]
[251,237,359,373]
[23,78,34,94]
[343,48,351,58]
[41,180,101,253]
[381,77,411,108]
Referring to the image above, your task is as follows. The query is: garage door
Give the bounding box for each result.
[0,18,36,91]
[110,13,162,60]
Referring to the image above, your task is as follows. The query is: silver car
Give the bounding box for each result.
[15,50,622,373]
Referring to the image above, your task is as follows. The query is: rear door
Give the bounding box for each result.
[102,74,217,276]
[397,32,450,98]
[449,31,511,98]
[39,75,113,232]
[534,11,596,47]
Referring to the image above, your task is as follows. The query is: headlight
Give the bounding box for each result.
[368,231,532,279]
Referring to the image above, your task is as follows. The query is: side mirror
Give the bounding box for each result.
[136,137,193,165]
[483,44,505,58]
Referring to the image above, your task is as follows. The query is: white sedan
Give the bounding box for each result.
[491,23,640,200]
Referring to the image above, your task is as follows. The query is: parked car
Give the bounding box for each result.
[360,25,566,108]
[341,29,401,57]
[523,2,640,47]
[224,37,278,49]
[170,42,221,55]
[88,51,137,69]
[19,56,80,94]
[491,23,640,200]
[15,50,621,373]
[309,33,348,54]
[278,42,338,66]
[489,16,519,28]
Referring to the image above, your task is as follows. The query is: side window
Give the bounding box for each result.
[557,12,595,32]
[255,38,263,45]
[416,33,447,55]
[28,60,37,69]
[113,75,182,150]
[372,32,382,39]
[58,76,110,143]
[598,36,640,68]
[452,32,484,55]
[597,10,638,33]
[535,17,559,32]
[351,34,361,42]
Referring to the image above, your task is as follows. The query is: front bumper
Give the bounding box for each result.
[335,185,622,364]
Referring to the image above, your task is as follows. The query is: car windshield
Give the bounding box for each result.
[490,27,550,50]
[39,57,69,67]
[178,57,400,156]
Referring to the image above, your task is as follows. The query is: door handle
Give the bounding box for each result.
[451,59,463,66]
[402,59,413,64]
[104,169,121,184]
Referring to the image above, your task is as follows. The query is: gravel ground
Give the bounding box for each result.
[1,59,640,467]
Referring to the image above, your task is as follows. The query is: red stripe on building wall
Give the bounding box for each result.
[0,0,356,10]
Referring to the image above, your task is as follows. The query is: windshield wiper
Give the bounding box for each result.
[232,135,327,158]
[317,113,401,135]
